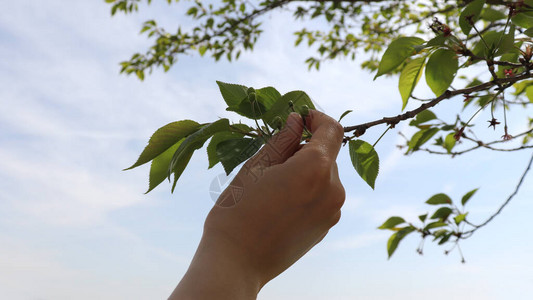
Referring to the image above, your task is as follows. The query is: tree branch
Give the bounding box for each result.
[343,71,533,137]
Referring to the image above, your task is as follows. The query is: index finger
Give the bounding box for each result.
[301,109,344,160]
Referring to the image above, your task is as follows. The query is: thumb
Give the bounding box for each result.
[243,113,304,170]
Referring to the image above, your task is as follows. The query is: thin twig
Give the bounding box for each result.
[417,128,533,156]
[463,151,533,235]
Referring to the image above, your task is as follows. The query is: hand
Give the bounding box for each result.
[170,110,345,299]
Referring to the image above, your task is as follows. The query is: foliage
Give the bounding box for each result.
[114,0,533,261]
[126,82,317,191]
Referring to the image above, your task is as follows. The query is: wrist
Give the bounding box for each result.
[170,232,262,299]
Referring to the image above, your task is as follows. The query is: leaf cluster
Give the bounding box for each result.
[126,81,315,193]
[378,189,479,260]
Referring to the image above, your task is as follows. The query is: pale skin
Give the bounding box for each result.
[169,110,346,299]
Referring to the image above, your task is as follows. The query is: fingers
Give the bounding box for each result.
[303,110,344,160]
[242,113,304,171]
[215,114,304,207]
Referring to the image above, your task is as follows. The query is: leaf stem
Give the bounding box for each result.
[373,126,391,148]
[229,125,259,138]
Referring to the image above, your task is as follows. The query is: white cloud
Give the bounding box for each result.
[0,148,144,226]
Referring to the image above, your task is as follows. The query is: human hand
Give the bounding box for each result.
[170,110,345,299]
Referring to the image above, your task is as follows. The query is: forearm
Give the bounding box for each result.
[169,234,262,300]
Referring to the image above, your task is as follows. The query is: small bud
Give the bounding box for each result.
[288,100,294,108]
[248,92,256,102]
[271,116,283,130]
[300,105,310,117]
[247,87,255,95]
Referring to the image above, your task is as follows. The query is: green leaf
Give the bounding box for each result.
[169,119,231,192]
[216,137,264,175]
[513,80,533,95]
[423,221,448,230]
[207,131,245,168]
[438,233,452,245]
[338,110,353,122]
[399,57,426,110]
[198,45,207,56]
[425,49,458,96]
[409,110,437,126]
[186,6,198,16]
[136,70,145,81]
[526,86,533,103]
[167,149,194,194]
[349,140,380,189]
[216,81,248,107]
[426,35,448,48]
[418,214,428,223]
[262,90,315,127]
[454,213,468,225]
[480,7,506,22]
[499,25,516,56]
[146,140,182,193]
[255,87,281,110]
[430,207,453,220]
[524,27,533,37]
[374,37,425,79]
[426,193,452,205]
[111,4,119,15]
[433,229,449,240]
[125,120,201,170]
[378,216,406,230]
[461,188,479,206]
[444,133,456,153]
[227,86,281,119]
[412,35,448,52]
[387,226,415,259]
[472,30,518,58]
[441,124,455,131]
[459,0,485,35]
[407,127,440,153]
[512,13,533,28]
[227,97,268,119]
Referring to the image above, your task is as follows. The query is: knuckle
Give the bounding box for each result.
[328,210,342,228]
[306,146,325,161]
[331,121,344,142]
[330,185,346,211]
[323,185,345,213]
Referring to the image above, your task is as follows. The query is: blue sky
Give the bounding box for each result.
[1,1,532,299]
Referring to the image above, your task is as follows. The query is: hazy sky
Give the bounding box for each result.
[1,1,532,299]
